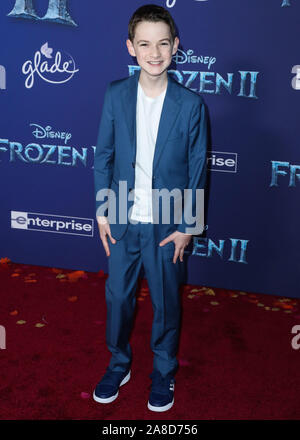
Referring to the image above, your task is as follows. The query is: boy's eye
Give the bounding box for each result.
[139,42,169,47]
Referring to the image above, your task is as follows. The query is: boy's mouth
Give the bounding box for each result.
[148,61,163,65]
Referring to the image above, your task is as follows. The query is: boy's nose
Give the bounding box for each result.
[150,47,160,57]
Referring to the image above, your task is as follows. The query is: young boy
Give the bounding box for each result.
[93,4,208,412]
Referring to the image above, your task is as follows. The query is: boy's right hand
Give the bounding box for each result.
[97,216,116,257]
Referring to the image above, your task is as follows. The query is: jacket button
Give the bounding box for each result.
[153,175,156,180]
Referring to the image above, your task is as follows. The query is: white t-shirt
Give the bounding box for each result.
[129,81,167,222]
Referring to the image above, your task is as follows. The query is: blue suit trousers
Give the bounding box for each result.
[105,220,185,378]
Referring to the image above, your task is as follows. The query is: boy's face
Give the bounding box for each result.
[126,20,179,79]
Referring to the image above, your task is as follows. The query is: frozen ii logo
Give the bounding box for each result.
[0,137,93,167]
[0,123,93,167]
[22,42,79,89]
[155,0,293,98]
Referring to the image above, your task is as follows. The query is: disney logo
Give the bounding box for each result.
[30,124,72,145]
[22,42,79,89]
[173,49,216,70]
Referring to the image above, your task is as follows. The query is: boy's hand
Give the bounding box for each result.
[159,231,192,264]
[97,216,116,257]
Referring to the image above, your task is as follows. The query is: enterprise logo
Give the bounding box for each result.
[11,211,93,237]
[207,151,237,173]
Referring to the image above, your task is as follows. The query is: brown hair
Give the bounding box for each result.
[128,4,177,43]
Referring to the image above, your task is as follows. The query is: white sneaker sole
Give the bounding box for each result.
[93,370,131,404]
[147,397,174,412]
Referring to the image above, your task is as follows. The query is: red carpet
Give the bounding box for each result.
[1,258,300,420]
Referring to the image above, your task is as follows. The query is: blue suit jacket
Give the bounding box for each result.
[94,68,208,243]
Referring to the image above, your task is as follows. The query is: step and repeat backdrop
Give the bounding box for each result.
[0,1,299,298]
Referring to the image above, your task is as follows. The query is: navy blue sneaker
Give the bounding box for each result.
[93,367,131,404]
[147,370,176,412]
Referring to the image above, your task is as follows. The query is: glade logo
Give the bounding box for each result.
[173,49,216,70]
[30,124,72,145]
[7,0,77,26]
[0,65,6,90]
[22,42,79,89]
[11,211,94,237]
[291,65,300,90]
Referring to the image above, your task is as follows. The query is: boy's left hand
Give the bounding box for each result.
[159,231,192,264]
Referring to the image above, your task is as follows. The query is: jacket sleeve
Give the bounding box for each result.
[94,83,115,217]
[176,99,208,235]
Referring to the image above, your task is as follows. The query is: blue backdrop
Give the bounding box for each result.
[1,0,299,298]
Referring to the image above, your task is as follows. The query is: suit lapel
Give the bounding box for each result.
[121,68,181,171]
[121,71,138,161]
[153,73,181,171]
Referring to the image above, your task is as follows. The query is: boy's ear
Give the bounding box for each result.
[172,36,179,55]
[126,39,136,57]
